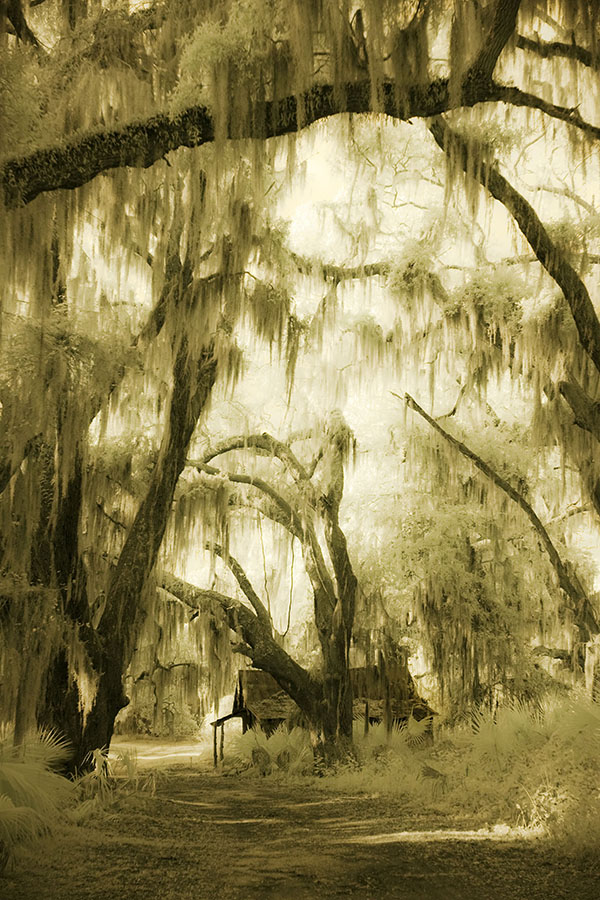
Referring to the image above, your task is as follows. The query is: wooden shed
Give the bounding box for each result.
[211,664,436,765]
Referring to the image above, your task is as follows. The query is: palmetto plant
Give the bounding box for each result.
[71,745,161,824]
[0,730,74,871]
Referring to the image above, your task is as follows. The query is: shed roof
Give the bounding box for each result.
[233,667,436,722]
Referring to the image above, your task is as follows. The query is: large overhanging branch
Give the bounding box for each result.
[516,33,600,69]
[206,541,273,635]
[401,391,599,641]
[0,81,432,207]
[160,573,260,659]
[160,572,322,715]
[428,117,600,377]
[289,253,390,282]
[8,53,600,209]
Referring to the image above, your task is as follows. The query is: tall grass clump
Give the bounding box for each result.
[0,730,74,871]
[72,746,162,823]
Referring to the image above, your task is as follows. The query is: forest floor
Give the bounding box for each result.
[3,742,600,900]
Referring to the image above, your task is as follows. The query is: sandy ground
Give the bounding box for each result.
[3,756,600,900]
[109,735,212,768]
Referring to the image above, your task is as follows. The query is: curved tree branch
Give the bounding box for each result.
[190,462,306,538]
[429,116,600,376]
[401,391,599,640]
[289,253,390,281]
[200,433,312,484]
[193,462,338,610]
[206,541,273,634]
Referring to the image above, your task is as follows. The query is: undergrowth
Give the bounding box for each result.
[0,730,74,872]
[0,732,162,872]
[228,694,600,851]
[72,746,164,823]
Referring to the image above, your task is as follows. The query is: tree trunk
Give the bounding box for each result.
[63,341,217,769]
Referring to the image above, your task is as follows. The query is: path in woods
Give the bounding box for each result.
[4,771,600,900]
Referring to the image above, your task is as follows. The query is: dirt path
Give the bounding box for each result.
[4,772,599,900]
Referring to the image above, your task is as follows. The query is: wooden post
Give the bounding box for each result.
[364,700,369,735]
[219,723,225,762]
[384,682,392,737]
[379,651,392,737]
[212,723,217,768]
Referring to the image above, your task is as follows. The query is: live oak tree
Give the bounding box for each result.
[2,0,600,763]
[160,414,360,753]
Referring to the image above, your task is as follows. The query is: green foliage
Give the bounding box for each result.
[156,696,202,740]
[0,730,74,871]
[353,469,569,717]
[446,266,526,333]
[546,214,600,271]
[306,695,600,852]
[227,725,313,775]
[172,0,289,123]
[0,50,58,158]
[388,241,443,311]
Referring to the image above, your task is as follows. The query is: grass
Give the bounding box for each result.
[224,693,600,853]
[3,691,599,875]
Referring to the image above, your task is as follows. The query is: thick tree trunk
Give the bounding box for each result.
[35,427,93,760]
[64,341,217,769]
[74,646,130,762]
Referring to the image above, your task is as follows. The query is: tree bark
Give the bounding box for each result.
[428,117,600,377]
[558,380,600,444]
[74,339,217,765]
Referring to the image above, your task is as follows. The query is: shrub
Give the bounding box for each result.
[0,730,74,872]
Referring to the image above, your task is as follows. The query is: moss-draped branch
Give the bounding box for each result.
[402,391,599,641]
[5,71,600,207]
[160,572,322,719]
[428,117,600,377]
